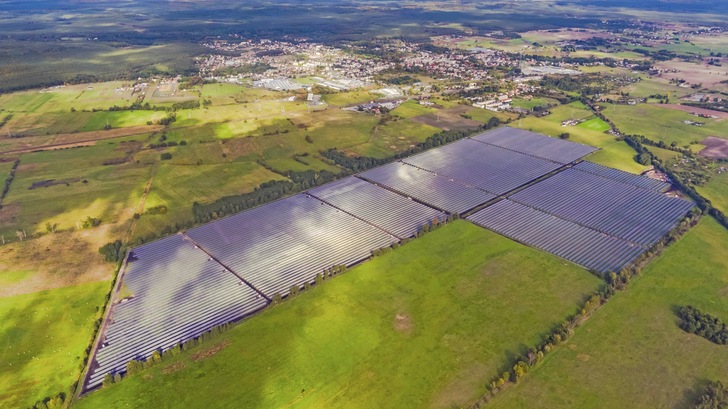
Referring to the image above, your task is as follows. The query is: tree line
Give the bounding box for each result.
[677,306,728,345]
[0,159,20,209]
[192,169,338,224]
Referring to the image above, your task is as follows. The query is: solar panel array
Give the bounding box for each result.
[468,200,644,273]
[470,127,598,164]
[307,176,445,238]
[85,127,634,390]
[573,161,670,192]
[358,162,496,214]
[509,169,693,246]
[186,194,397,298]
[402,139,563,195]
[87,234,267,389]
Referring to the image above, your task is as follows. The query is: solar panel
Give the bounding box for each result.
[508,169,693,246]
[470,126,597,164]
[186,194,396,298]
[306,176,444,238]
[573,161,671,192]
[358,162,496,214]
[468,200,644,273]
[87,234,267,390]
[402,139,562,195]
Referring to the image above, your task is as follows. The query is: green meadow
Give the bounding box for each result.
[0,282,109,408]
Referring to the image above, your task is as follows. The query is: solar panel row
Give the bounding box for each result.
[572,161,670,192]
[87,235,267,389]
[470,127,598,164]
[468,200,645,273]
[508,169,693,246]
[358,162,496,214]
[402,139,562,195]
[307,176,445,238]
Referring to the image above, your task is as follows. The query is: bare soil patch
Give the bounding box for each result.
[411,106,482,131]
[0,125,161,155]
[162,361,186,375]
[393,313,413,334]
[191,339,231,362]
[698,136,728,160]
[655,60,728,89]
[0,203,20,225]
[0,230,113,297]
[660,104,728,119]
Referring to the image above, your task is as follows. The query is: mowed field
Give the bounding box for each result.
[0,281,109,408]
[74,221,601,409]
[488,217,728,409]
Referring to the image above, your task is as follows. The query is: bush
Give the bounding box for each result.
[160,152,172,160]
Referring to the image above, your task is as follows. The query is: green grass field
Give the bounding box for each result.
[576,117,610,132]
[74,221,601,409]
[488,217,728,409]
[0,281,109,408]
[601,103,728,146]
[350,118,440,158]
[390,100,437,118]
[698,171,728,215]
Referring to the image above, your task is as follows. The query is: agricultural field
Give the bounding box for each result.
[74,221,602,409]
[601,103,728,147]
[132,162,287,241]
[488,217,728,409]
[510,97,558,110]
[697,171,728,215]
[349,118,440,158]
[622,77,693,101]
[0,281,109,408]
[0,141,150,238]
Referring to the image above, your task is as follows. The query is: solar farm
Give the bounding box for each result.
[85,127,694,391]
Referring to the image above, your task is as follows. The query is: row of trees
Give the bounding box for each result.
[0,159,20,209]
[192,169,338,223]
[677,306,728,345]
[103,322,235,388]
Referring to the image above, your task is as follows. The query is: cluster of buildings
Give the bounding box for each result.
[198,39,391,88]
